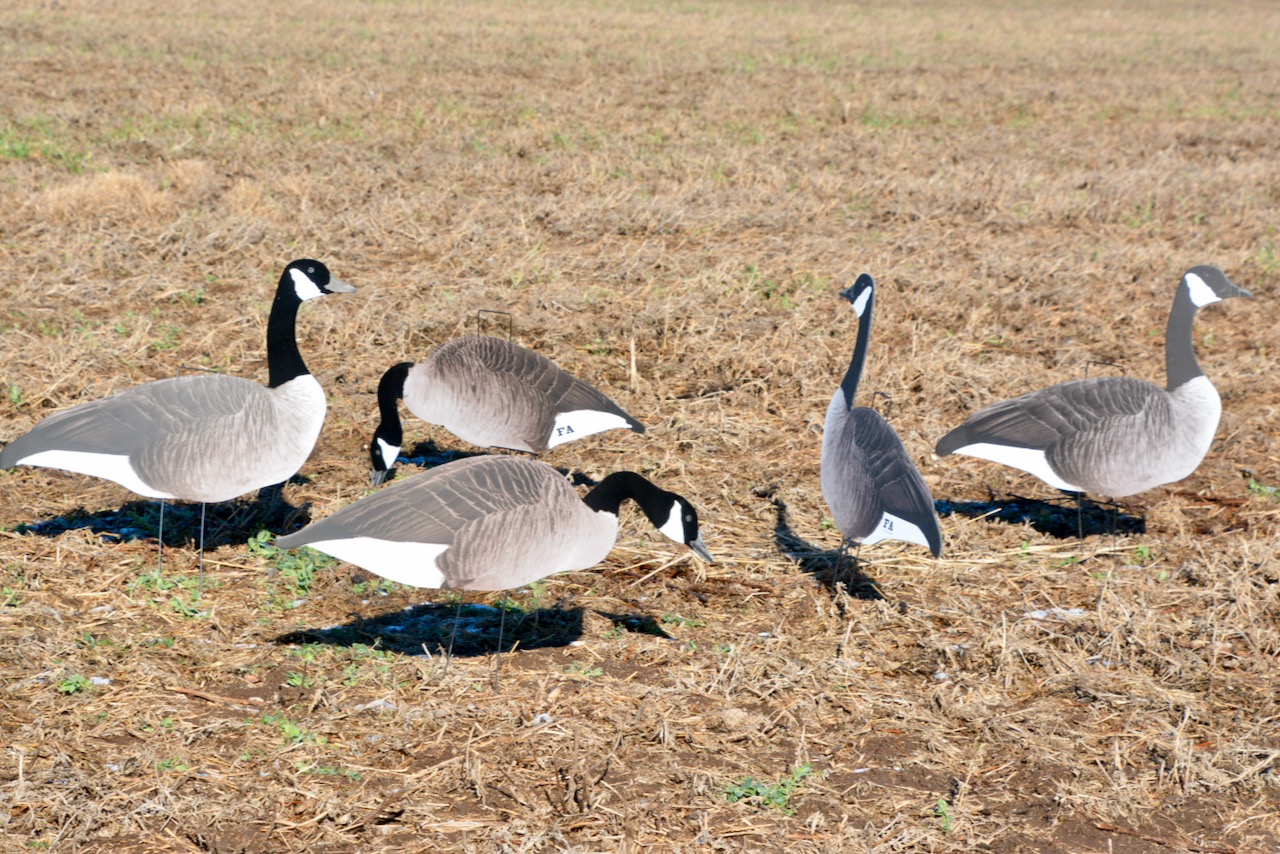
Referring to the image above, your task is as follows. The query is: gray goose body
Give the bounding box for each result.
[820,275,943,557]
[370,335,644,484]
[935,266,1251,498]
[277,455,711,591]
[0,260,355,503]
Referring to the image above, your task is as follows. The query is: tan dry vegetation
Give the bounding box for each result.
[1,1,1279,851]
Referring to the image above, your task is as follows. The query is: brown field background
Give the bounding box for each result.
[2,1,1279,851]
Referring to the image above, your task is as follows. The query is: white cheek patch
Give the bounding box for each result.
[14,449,177,499]
[657,501,686,543]
[1185,271,1219,308]
[547,410,633,448]
[289,267,326,302]
[304,537,448,588]
[860,511,931,549]
[851,286,872,317]
[375,437,401,470]
[948,442,1083,493]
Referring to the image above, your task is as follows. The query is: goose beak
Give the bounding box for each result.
[688,535,714,564]
[327,277,357,294]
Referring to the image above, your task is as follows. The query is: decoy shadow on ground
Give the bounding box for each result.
[273,598,674,659]
[935,492,1145,539]
[758,485,885,601]
[11,478,313,551]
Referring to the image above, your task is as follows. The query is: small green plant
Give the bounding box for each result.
[169,593,206,618]
[1247,478,1280,501]
[725,763,814,814]
[285,671,313,688]
[565,662,604,679]
[260,712,321,745]
[157,757,190,773]
[140,716,176,733]
[149,323,182,352]
[57,674,92,695]
[661,613,705,629]
[249,530,335,596]
[352,576,400,597]
[6,384,22,408]
[936,797,954,832]
[1258,243,1279,275]
[170,288,206,307]
[1133,544,1152,563]
[296,761,361,780]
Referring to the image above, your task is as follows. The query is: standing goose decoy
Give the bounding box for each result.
[821,274,943,559]
[0,259,356,504]
[935,265,1252,499]
[276,454,712,591]
[370,335,645,485]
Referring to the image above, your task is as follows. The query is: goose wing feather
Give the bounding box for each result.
[412,337,640,451]
[279,455,556,548]
[0,374,310,501]
[937,376,1164,454]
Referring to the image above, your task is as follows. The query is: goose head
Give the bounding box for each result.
[285,259,357,301]
[650,493,714,563]
[1184,265,1253,308]
[838,273,876,317]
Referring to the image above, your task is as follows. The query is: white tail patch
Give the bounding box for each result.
[1184,271,1219,308]
[860,511,931,549]
[289,266,325,302]
[13,449,176,499]
[304,537,448,588]
[375,437,401,470]
[948,442,1082,492]
[548,409,632,448]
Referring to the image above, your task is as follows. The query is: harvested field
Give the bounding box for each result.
[1,1,1278,851]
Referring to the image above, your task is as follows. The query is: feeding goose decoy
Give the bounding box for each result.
[276,454,712,590]
[0,259,356,504]
[369,335,645,486]
[935,265,1253,499]
[821,274,943,558]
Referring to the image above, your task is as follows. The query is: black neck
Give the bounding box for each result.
[374,362,412,446]
[1165,283,1203,391]
[839,290,873,409]
[266,276,309,389]
[583,471,669,526]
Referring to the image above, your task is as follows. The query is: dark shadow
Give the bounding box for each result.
[274,601,588,658]
[935,492,1145,539]
[595,611,673,639]
[391,438,479,478]
[10,476,312,549]
[755,485,885,601]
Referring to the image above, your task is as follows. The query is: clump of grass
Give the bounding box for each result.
[249,530,335,596]
[56,674,92,695]
[1246,478,1279,501]
[725,763,814,814]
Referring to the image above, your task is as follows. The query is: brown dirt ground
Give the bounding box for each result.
[1,1,1278,851]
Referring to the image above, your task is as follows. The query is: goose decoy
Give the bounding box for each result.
[935,265,1252,499]
[370,335,644,485]
[0,259,356,503]
[276,454,712,590]
[820,274,943,558]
